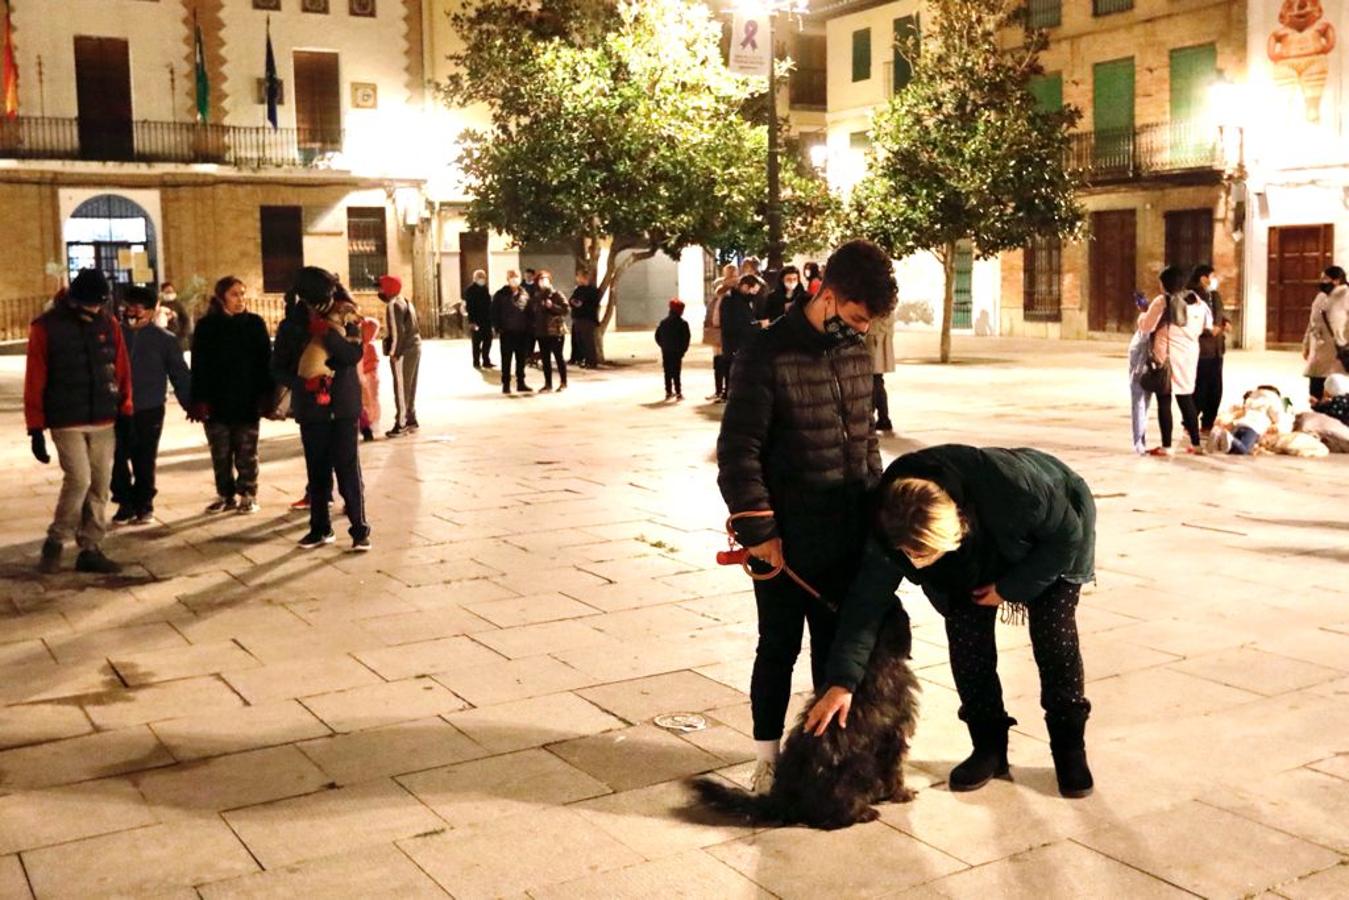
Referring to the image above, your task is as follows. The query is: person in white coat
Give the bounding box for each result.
[1303,266,1349,400]
[866,309,896,432]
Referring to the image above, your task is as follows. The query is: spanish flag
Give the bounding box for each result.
[2,0,18,120]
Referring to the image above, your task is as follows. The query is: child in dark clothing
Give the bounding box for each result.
[112,286,193,525]
[655,299,691,400]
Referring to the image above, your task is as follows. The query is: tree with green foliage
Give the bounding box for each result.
[846,0,1083,363]
[441,0,834,359]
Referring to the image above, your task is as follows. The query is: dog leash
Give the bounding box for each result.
[717,511,836,611]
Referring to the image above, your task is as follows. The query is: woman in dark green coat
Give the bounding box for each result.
[803,444,1096,798]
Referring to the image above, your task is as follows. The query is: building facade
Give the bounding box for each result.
[1242,0,1347,349]
[0,0,431,337]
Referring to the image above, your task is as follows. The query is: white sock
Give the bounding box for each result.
[755,740,780,764]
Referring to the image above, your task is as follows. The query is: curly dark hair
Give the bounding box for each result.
[820,240,898,317]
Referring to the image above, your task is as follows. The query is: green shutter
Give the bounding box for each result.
[1029,73,1063,112]
[1169,43,1217,124]
[1093,57,1135,165]
[852,28,871,82]
[849,130,871,150]
[953,240,973,330]
[892,15,919,93]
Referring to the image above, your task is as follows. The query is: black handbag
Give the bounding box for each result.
[1139,299,1171,395]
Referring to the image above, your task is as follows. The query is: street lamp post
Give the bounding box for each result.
[734,0,809,274]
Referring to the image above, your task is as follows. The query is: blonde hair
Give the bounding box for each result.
[879,478,965,566]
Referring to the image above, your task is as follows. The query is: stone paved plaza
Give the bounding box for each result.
[0,331,1345,899]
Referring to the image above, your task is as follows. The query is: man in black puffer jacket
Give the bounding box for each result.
[716,239,898,794]
[271,268,370,551]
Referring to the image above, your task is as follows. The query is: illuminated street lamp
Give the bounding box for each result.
[731,0,810,273]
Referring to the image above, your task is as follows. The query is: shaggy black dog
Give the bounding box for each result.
[691,606,920,830]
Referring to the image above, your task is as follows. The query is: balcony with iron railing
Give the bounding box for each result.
[0,117,344,168]
[1069,121,1223,184]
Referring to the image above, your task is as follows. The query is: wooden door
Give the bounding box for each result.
[1089,209,1137,333]
[260,206,304,294]
[74,37,133,161]
[1267,224,1333,345]
[292,50,341,152]
[1164,209,1214,279]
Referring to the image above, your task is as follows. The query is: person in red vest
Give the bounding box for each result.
[25,269,133,574]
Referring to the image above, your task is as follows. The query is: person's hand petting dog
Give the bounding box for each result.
[972,584,1005,607]
[804,685,853,736]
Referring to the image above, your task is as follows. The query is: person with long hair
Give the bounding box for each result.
[190,276,271,513]
[1139,266,1213,456]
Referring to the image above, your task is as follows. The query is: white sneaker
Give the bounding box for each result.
[750,760,776,796]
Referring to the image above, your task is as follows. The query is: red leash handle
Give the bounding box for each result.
[721,512,823,601]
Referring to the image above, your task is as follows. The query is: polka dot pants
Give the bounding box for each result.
[943,580,1091,725]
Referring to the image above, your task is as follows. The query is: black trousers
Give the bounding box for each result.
[662,354,683,395]
[750,560,857,741]
[943,580,1090,725]
[500,332,534,388]
[111,405,166,513]
[1156,391,1201,448]
[471,327,494,367]
[540,335,567,388]
[1195,356,1224,431]
[873,374,891,426]
[300,418,369,540]
[713,354,728,397]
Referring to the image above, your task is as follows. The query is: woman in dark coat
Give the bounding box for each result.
[190,276,272,514]
[804,445,1096,798]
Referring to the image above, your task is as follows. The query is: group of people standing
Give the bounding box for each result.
[462,267,602,395]
[24,267,422,572]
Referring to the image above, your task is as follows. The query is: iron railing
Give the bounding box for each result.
[1069,121,1221,183]
[0,296,48,342]
[0,117,343,168]
[1093,0,1133,15]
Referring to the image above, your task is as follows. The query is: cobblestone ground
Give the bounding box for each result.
[0,331,1345,899]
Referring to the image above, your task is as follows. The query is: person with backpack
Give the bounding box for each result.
[655,299,691,400]
[1138,266,1213,456]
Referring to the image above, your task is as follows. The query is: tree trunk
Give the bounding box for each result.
[593,238,657,364]
[940,240,957,364]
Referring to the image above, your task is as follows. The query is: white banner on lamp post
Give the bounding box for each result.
[729,13,770,79]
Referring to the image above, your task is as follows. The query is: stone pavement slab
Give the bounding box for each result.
[0,334,1346,897]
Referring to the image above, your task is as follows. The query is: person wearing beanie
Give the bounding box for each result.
[111,286,194,527]
[25,269,133,574]
[379,274,421,436]
[655,298,691,401]
[191,276,273,514]
[271,268,371,551]
[464,269,495,370]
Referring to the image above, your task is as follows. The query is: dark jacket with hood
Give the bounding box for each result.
[716,302,880,571]
[464,282,493,330]
[824,445,1096,690]
[270,288,364,424]
[492,285,534,335]
[190,303,272,424]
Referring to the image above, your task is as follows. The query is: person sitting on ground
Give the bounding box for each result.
[655,298,691,401]
[1311,372,1349,423]
[1296,373,1349,451]
[112,286,194,526]
[805,445,1097,800]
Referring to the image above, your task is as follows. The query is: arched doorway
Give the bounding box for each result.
[63,194,159,302]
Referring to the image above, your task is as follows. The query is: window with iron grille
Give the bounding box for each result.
[1023,235,1062,321]
[1028,0,1061,29]
[1092,0,1133,16]
[347,207,388,290]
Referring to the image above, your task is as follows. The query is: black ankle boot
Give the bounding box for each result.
[1046,712,1093,798]
[949,716,1015,792]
